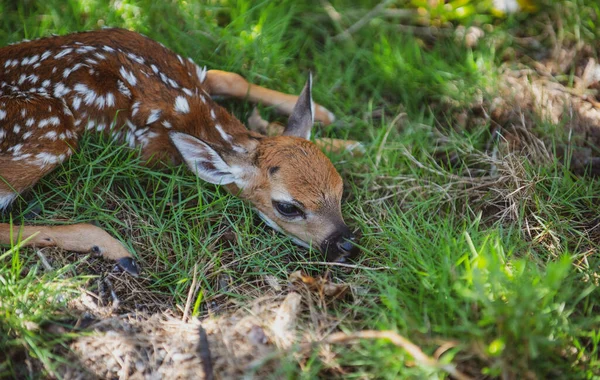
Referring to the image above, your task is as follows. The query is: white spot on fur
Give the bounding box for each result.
[55,48,73,59]
[0,110,6,120]
[74,83,97,105]
[195,65,207,83]
[0,192,17,210]
[72,97,82,110]
[53,83,70,98]
[119,67,137,86]
[161,120,172,129]
[215,124,233,143]
[105,92,115,107]
[33,152,65,167]
[63,63,83,78]
[174,96,190,114]
[42,130,57,140]
[146,109,161,124]
[27,74,39,84]
[117,80,131,98]
[131,101,141,117]
[127,52,145,64]
[9,143,23,154]
[95,95,106,109]
[12,153,32,161]
[38,117,60,128]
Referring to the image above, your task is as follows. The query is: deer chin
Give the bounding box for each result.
[255,209,313,249]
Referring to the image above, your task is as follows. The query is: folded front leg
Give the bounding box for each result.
[0,223,140,276]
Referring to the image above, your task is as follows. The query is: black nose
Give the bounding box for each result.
[336,238,355,254]
[321,227,360,262]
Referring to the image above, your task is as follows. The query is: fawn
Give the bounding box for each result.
[0,28,359,275]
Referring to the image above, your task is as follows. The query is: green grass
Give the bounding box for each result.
[2,0,600,378]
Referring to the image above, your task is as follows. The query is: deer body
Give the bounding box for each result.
[0,29,358,274]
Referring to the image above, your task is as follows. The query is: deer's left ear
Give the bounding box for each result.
[169,132,241,185]
[283,72,314,140]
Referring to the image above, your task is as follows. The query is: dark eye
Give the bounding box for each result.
[273,201,304,218]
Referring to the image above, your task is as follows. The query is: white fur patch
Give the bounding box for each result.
[0,192,17,210]
[174,96,190,114]
[256,210,283,233]
[215,124,233,143]
[256,210,312,249]
[119,66,137,86]
[146,109,161,124]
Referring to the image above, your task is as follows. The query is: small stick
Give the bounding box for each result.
[182,263,198,322]
[35,249,54,271]
[103,277,120,312]
[324,330,472,380]
[248,329,471,380]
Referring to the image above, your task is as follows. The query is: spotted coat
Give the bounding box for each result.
[0,28,247,170]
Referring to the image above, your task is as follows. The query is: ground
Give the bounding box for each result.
[1,0,600,379]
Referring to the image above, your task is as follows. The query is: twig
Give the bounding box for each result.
[248,329,470,379]
[290,261,392,271]
[324,330,472,380]
[103,277,120,312]
[35,249,53,271]
[332,0,395,42]
[182,263,198,322]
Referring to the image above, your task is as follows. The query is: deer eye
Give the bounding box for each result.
[273,201,304,218]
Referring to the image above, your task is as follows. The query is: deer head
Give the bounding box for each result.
[169,74,358,262]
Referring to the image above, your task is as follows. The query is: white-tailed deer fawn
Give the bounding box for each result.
[0,28,359,275]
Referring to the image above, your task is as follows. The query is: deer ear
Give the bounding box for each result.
[169,132,237,185]
[283,72,314,140]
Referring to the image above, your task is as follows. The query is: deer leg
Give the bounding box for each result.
[0,93,139,275]
[0,223,139,275]
[204,70,336,125]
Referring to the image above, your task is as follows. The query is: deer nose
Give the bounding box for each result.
[322,227,360,262]
[333,234,359,263]
[336,237,355,255]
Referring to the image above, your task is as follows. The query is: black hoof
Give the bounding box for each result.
[117,257,141,277]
